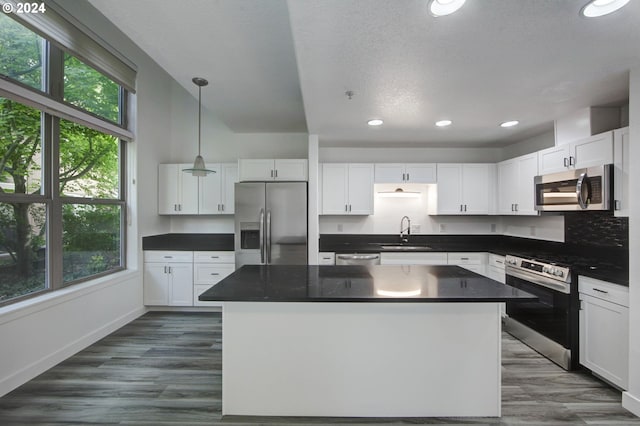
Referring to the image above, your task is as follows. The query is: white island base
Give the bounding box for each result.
[222,302,502,418]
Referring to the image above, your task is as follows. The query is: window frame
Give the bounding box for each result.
[0,14,132,306]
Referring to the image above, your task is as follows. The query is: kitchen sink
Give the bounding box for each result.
[380,244,433,251]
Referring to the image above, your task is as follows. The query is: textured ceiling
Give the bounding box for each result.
[89,0,640,146]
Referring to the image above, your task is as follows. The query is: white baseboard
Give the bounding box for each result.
[0,306,145,397]
[623,391,640,417]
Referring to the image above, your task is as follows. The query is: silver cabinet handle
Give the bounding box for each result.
[221,204,225,211]
[406,173,410,181]
[564,157,569,167]
[270,170,274,178]
[210,256,219,259]
[345,204,348,212]
[460,204,463,212]
[460,257,469,260]
[464,204,467,212]
[163,256,173,258]
[349,204,352,212]
[402,173,406,181]
[514,203,518,212]
[593,288,608,294]
[210,272,220,276]
[164,266,167,273]
[569,156,575,166]
[275,169,278,178]
[615,200,621,210]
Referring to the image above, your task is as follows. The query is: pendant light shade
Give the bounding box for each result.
[183,77,215,176]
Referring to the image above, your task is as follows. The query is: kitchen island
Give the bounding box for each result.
[199,264,535,418]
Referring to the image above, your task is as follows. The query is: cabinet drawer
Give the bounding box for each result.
[193,251,235,264]
[144,250,193,263]
[579,276,629,307]
[447,252,486,265]
[318,252,336,265]
[488,254,506,270]
[194,284,223,307]
[380,252,448,265]
[194,264,235,285]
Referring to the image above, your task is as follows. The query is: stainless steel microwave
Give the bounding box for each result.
[534,164,612,211]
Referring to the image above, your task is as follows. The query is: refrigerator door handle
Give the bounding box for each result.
[259,208,265,264]
[266,209,272,264]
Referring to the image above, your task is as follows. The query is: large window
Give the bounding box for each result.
[0,11,132,306]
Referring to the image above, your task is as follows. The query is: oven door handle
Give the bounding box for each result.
[506,267,571,294]
[576,172,590,210]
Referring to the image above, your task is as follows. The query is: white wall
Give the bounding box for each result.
[500,130,554,161]
[0,0,188,397]
[623,66,640,417]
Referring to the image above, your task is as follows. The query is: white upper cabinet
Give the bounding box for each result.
[238,159,308,181]
[321,163,374,215]
[199,163,238,215]
[497,153,538,216]
[158,164,199,215]
[436,164,495,215]
[538,131,613,174]
[613,127,629,217]
[374,163,436,184]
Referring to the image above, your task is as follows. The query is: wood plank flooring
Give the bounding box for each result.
[0,311,637,425]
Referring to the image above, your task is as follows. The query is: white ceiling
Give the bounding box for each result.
[89,0,640,147]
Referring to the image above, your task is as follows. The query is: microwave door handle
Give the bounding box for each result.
[259,208,265,264]
[576,172,589,209]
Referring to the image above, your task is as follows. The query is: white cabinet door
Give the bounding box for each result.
[515,153,539,215]
[221,163,238,214]
[321,164,349,214]
[238,159,275,181]
[321,164,373,215]
[405,164,437,183]
[580,294,629,389]
[158,164,199,215]
[168,262,194,306]
[538,145,572,174]
[462,164,491,214]
[198,164,222,214]
[436,164,463,214]
[143,263,169,305]
[613,127,629,217]
[374,164,404,183]
[347,163,374,215]
[497,159,518,215]
[274,159,308,181]
[573,132,613,169]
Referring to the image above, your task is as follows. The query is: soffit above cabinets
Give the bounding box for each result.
[88,0,640,147]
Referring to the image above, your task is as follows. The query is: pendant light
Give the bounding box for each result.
[183,77,215,177]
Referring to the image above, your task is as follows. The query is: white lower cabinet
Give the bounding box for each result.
[143,251,194,306]
[380,252,448,265]
[579,276,629,389]
[193,251,235,307]
[447,252,487,275]
[144,250,235,307]
[318,252,336,265]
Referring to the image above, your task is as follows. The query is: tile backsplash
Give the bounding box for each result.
[564,211,628,249]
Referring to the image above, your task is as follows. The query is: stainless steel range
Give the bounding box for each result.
[503,254,579,370]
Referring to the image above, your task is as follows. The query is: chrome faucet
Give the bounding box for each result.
[400,216,411,243]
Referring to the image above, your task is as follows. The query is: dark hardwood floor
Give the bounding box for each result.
[0,312,637,425]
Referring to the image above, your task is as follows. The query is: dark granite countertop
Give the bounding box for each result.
[142,233,234,251]
[199,264,536,303]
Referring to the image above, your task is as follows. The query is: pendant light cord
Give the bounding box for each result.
[198,84,202,155]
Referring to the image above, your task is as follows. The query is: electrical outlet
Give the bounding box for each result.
[337,224,343,232]
[491,223,496,233]
[411,224,420,233]
[530,226,536,236]
[439,223,446,233]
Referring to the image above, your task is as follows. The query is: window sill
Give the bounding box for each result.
[0,269,140,325]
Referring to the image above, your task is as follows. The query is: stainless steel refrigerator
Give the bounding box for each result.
[234,182,308,267]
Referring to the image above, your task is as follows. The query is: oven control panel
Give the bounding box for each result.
[505,255,571,283]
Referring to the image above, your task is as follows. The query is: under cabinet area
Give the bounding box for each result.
[538,131,613,175]
[238,159,308,181]
[143,251,194,306]
[435,164,495,215]
[144,250,235,308]
[579,276,629,389]
[321,163,374,215]
[374,163,437,184]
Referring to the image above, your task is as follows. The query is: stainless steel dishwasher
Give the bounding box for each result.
[335,253,380,266]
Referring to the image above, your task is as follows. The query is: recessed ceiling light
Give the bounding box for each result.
[428,0,466,17]
[581,0,630,17]
[500,120,520,128]
[367,119,384,126]
[435,119,452,127]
